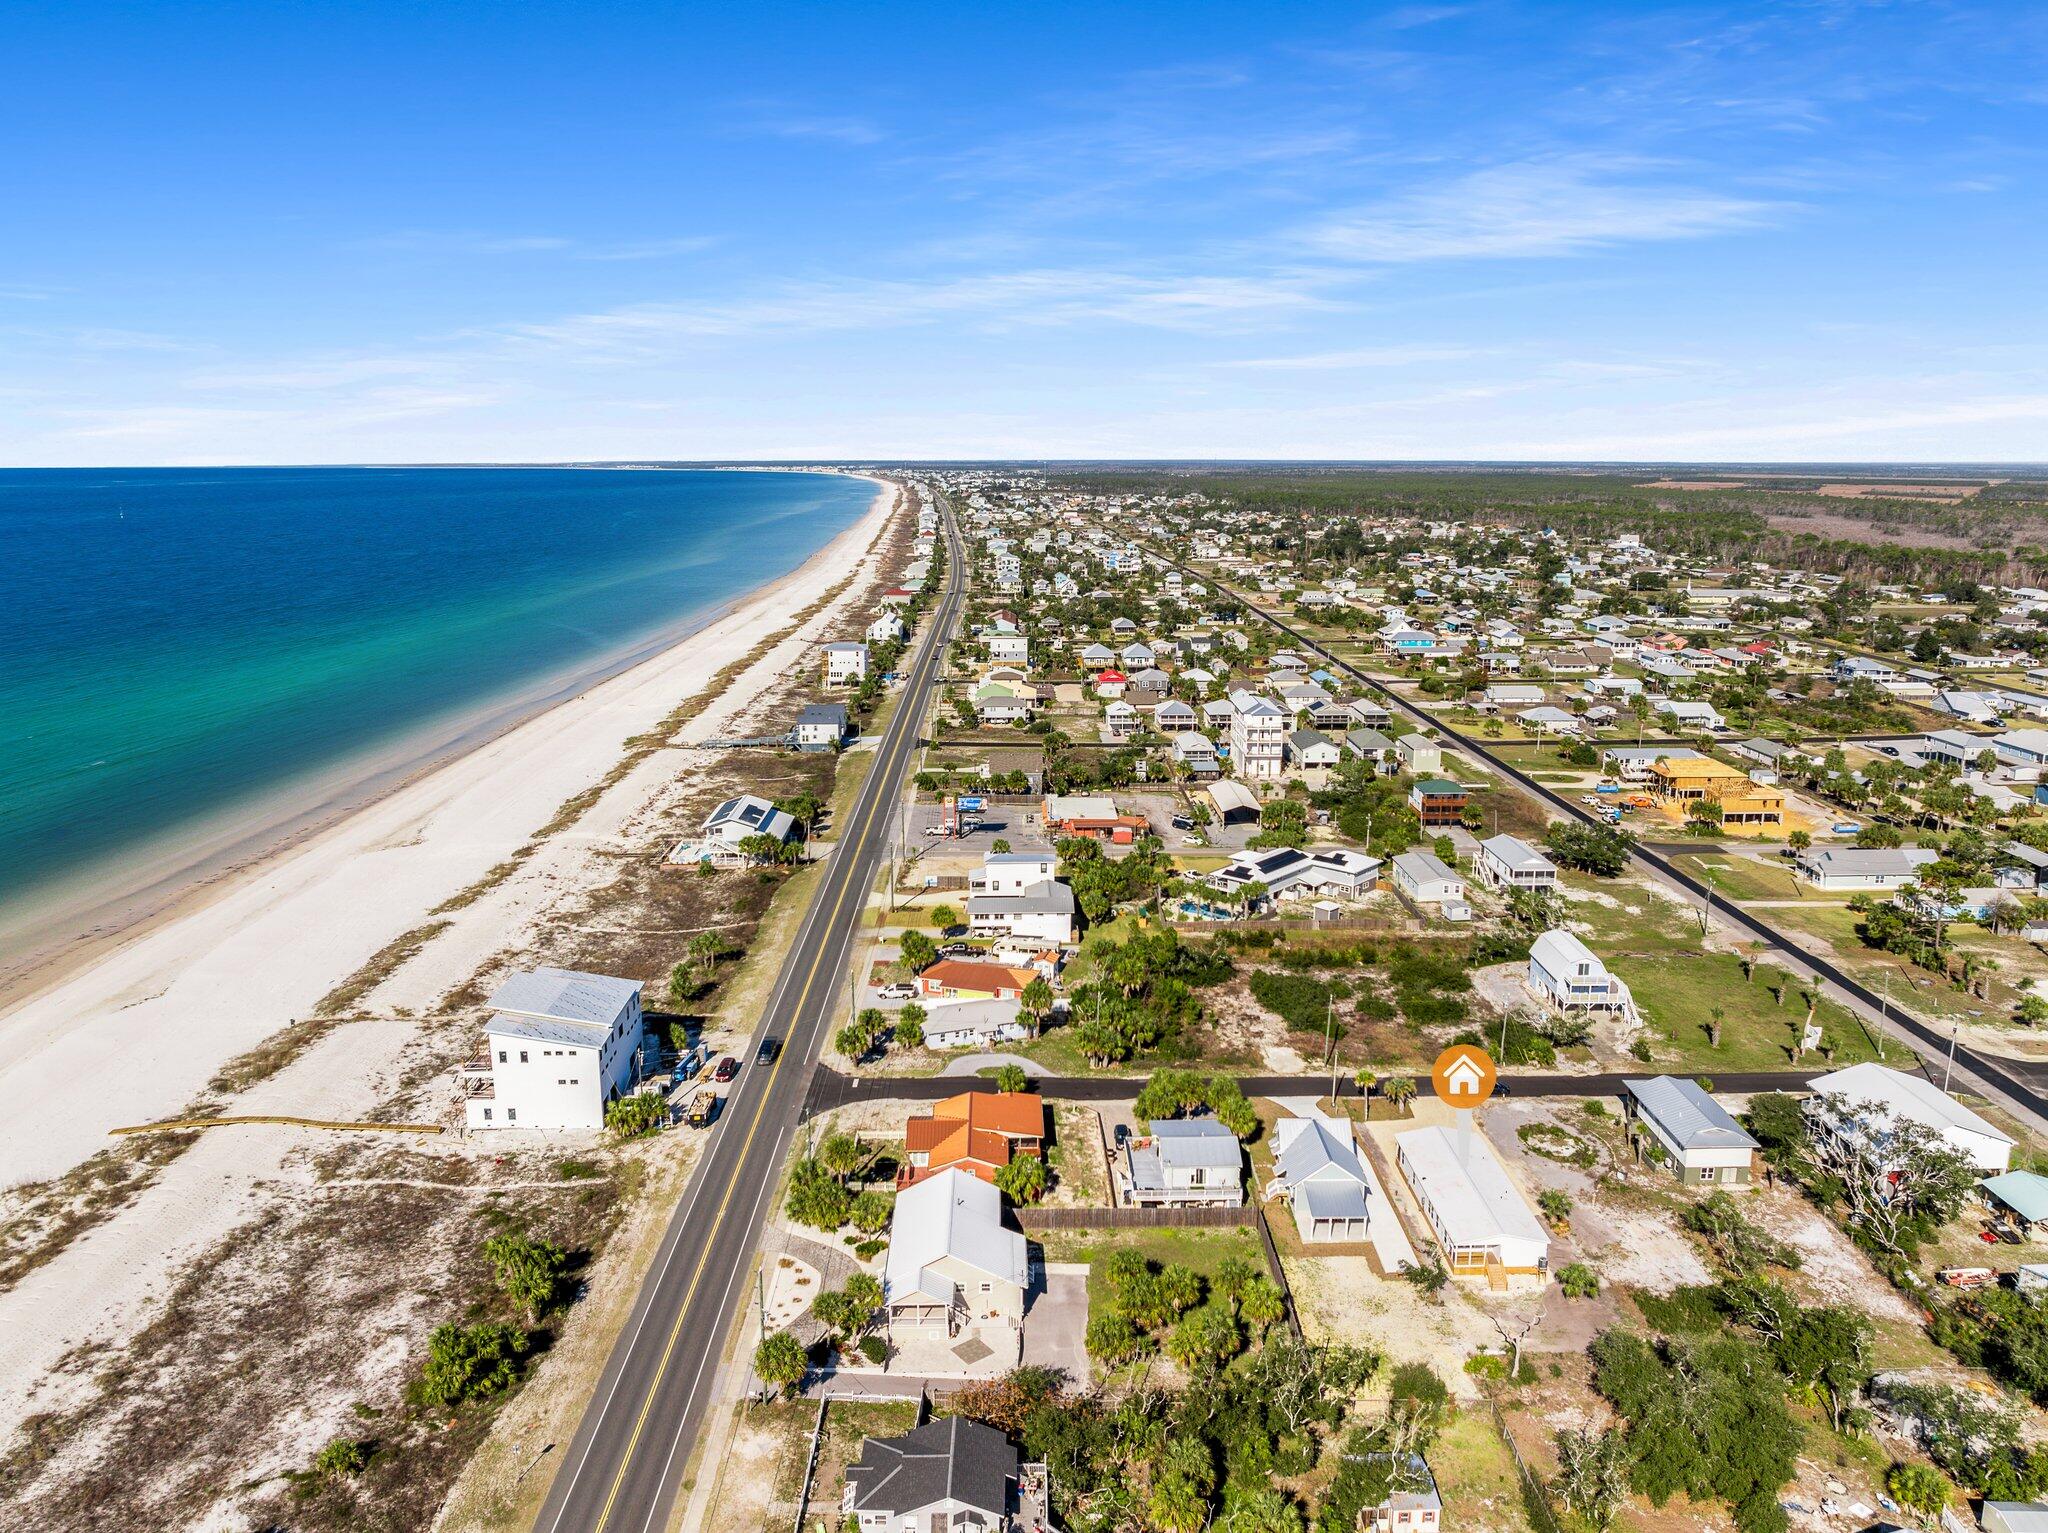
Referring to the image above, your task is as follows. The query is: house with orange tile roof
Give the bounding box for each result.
[915,958,1038,1002]
[898,1091,1046,1188]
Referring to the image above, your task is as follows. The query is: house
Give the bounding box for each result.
[1092,669,1128,699]
[1391,850,1465,907]
[792,701,851,751]
[1730,737,1796,769]
[1645,756,1784,827]
[1805,1062,2014,1174]
[1394,734,1443,775]
[916,959,1039,1003]
[1982,1506,2048,1533]
[987,633,1029,666]
[1154,699,1198,733]
[461,968,647,1132]
[1345,728,1396,764]
[974,679,1035,724]
[971,852,1056,895]
[1396,1124,1550,1283]
[1288,727,1342,775]
[1994,729,2048,769]
[1358,1456,1443,1533]
[1527,929,1637,1020]
[868,610,908,645]
[899,1091,1045,1189]
[1408,778,1468,828]
[1520,705,1582,738]
[882,1169,1029,1342]
[1623,1076,1759,1185]
[843,1416,1027,1533]
[1172,730,1219,777]
[1103,700,1138,737]
[1123,1117,1244,1207]
[710,795,795,850]
[1269,1115,1371,1242]
[824,641,870,685]
[1981,1170,2048,1241]
[1484,683,1544,707]
[1794,846,1938,891]
[966,879,1076,945]
[1210,847,1381,903]
[1228,690,1288,780]
[1654,698,1725,732]
[1603,745,1703,782]
[1477,834,1557,893]
[923,1008,1033,1051]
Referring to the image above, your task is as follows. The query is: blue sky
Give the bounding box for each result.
[5,0,2046,464]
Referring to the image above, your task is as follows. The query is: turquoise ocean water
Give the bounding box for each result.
[0,466,874,941]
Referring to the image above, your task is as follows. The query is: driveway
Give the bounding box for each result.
[1021,1267,1091,1380]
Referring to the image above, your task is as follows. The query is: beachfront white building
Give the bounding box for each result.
[824,641,870,685]
[462,968,647,1132]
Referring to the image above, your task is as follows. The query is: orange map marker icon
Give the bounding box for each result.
[1431,1044,1496,1107]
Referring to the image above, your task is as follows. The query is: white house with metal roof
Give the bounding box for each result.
[1793,846,1938,892]
[1395,1124,1550,1284]
[1122,1117,1243,1208]
[883,1168,1030,1345]
[1623,1076,1759,1185]
[1268,1115,1371,1242]
[1477,834,1558,893]
[1527,929,1637,1021]
[462,968,647,1132]
[1805,1062,2014,1174]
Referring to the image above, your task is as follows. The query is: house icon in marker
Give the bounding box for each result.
[1431,1044,1496,1106]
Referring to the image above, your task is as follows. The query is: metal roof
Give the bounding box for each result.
[1983,1171,2048,1223]
[1625,1076,1759,1152]
[1148,1116,1243,1169]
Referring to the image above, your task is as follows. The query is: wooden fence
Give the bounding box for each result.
[1018,1204,1253,1230]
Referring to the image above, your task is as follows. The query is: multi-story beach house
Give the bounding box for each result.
[824,641,870,685]
[1227,688,1286,780]
[461,968,648,1132]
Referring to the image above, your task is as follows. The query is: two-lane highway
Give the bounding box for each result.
[535,490,965,1533]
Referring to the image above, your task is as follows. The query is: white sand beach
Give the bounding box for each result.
[0,477,897,1187]
[0,476,901,1462]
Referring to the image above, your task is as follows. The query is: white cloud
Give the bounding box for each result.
[1306,156,1779,263]
[1217,343,1488,370]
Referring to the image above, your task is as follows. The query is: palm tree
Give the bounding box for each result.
[1384,1076,1417,1116]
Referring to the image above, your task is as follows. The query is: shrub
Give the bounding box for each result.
[1558,1262,1600,1299]
[605,1091,665,1139]
[858,1334,889,1366]
[482,1232,570,1321]
[412,1322,531,1410]
[312,1438,371,1480]
[1633,1284,1726,1333]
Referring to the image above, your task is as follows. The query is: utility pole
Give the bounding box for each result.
[1944,1024,1960,1091]
[1326,994,1339,1100]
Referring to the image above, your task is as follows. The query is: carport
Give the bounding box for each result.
[1201,779,1261,825]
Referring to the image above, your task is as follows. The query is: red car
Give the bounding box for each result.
[711,1055,740,1083]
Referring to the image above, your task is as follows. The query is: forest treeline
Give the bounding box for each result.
[1057,468,2048,587]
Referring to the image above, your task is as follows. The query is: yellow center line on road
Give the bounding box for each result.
[583,541,957,1533]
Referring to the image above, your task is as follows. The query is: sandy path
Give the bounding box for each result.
[0,480,895,1188]
[0,481,899,1445]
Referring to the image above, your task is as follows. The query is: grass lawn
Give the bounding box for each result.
[1608,950,1908,1072]
[1682,854,1816,903]
[1037,1224,1267,1320]
[1556,872,1695,948]
[1767,903,2006,1030]
[1432,1406,1538,1533]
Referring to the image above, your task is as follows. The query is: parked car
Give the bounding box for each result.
[686,1093,719,1127]
[940,942,978,956]
[711,1055,740,1083]
[878,982,916,1000]
[755,1036,781,1066]
[1170,813,1193,830]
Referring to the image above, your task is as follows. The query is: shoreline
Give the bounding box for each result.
[0,474,899,1186]
[0,470,881,1018]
